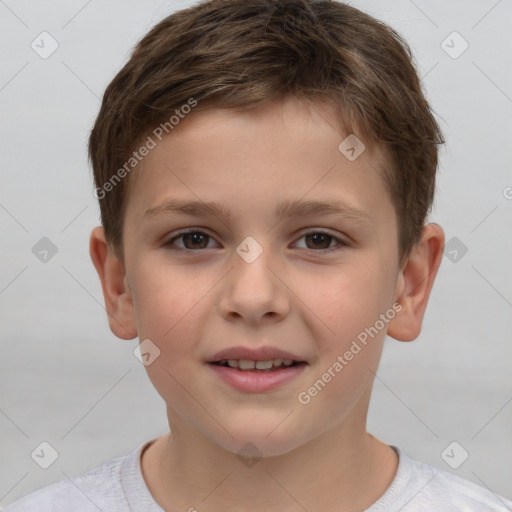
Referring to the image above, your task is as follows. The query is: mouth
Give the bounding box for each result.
[210,359,307,372]
[208,358,308,393]
[206,346,308,392]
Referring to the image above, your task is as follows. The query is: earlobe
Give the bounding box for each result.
[387,223,445,342]
[89,226,138,340]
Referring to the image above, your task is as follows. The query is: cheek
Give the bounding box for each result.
[295,263,390,420]
[128,261,209,362]
[304,258,393,350]
[129,264,212,405]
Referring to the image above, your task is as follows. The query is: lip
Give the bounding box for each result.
[207,361,308,393]
[207,346,306,363]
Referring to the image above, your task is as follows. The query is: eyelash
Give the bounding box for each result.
[164,229,348,254]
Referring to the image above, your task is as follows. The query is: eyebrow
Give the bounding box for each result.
[143,198,374,227]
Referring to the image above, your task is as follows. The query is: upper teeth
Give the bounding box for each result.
[220,359,294,369]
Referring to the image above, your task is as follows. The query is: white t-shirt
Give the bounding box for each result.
[3,440,511,511]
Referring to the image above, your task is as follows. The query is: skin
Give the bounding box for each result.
[90,96,444,512]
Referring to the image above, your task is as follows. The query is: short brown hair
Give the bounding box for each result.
[89,0,444,267]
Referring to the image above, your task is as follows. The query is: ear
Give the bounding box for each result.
[387,223,445,342]
[89,226,137,340]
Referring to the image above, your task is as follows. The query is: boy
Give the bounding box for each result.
[5,0,512,510]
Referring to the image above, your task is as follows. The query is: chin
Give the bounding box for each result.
[210,419,309,459]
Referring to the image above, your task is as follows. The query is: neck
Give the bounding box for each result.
[141,413,398,512]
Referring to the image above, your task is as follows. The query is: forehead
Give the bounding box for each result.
[124,97,394,229]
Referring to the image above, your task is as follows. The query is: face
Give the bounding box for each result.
[120,97,403,457]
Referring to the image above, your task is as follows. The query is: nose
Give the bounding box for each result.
[218,240,290,326]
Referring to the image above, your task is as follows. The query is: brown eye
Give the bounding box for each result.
[304,233,333,249]
[166,230,215,250]
[294,231,347,252]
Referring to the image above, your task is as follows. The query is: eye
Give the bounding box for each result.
[164,229,347,253]
[293,230,347,252]
[165,230,218,251]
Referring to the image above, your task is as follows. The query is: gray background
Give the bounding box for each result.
[1,0,511,507]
